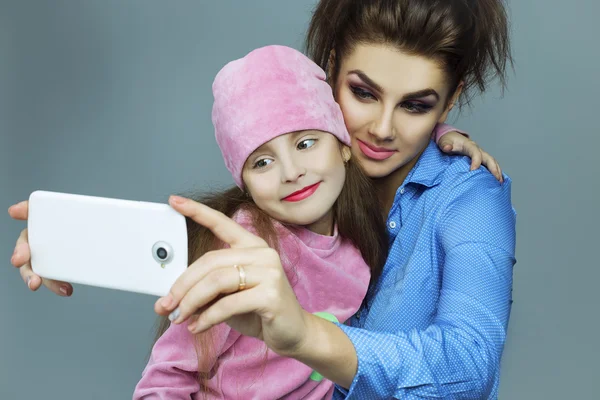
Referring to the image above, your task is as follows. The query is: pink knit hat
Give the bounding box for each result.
[211,45,351,188]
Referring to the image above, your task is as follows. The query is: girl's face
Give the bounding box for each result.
[242,130,348,235]
[333,43,457,182]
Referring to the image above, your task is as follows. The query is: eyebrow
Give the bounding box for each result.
[348,69,440,102]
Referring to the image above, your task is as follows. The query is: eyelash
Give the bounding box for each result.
[252,138,318,169]
[253,158,273,169]
[350,85,375,100]
[297,138,317,150]
[349,85,434,114]
[403,102,433,114]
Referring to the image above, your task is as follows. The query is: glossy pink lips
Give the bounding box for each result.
[357,139,396,160]
[282,182,321,202]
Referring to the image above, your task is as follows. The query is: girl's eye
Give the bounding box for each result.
[297,139,317,150]
[350,85,375,100]
[402,101,434,114]
[253,158,273,169]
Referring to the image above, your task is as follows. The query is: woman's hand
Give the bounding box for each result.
[7,201,74,296]
[155,195,310,357]
[437,131,504,183]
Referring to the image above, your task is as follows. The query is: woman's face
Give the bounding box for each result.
[334,43,456,180]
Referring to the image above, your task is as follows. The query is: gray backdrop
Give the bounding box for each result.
[1,1,597,399]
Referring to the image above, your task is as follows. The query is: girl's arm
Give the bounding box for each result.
[434,123,503,182]
[133,321,203,399]
[133,320,234,399]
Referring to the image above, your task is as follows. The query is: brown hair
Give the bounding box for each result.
[153,155,388,393]
[305,0,513,107]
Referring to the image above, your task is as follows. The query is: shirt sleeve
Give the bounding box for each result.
[132,316,234,399]
[334,172,516,399]
[433,123,470,143]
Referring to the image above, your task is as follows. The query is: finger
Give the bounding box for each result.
[481,151,503,182]
[7,200,29,221]
[496,160,504,183]
[437,137,454,154]
[42,278,74,296]
[12,229,73,296]
[450,138,464,155]
[162,264,263,324]
[481,151,499,178]
[169,196,267,249]
[11,229,31,268]
[18,264,73,296]
[159,247,274,312]
[470,148,483,171]
[18,265,42,291]
[188,287,266,333]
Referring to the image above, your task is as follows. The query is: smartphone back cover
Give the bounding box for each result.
[28,190,188,297]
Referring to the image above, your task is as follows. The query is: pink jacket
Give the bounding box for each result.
[133,210,371,399]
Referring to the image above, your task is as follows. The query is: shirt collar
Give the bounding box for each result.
[403,140,447,188]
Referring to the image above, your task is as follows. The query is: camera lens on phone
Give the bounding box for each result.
[152,241,174,265]
[156,247,168,260]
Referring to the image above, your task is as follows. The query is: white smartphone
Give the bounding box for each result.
[27,190,188,297]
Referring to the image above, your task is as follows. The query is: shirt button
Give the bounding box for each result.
[400,188,405,195]
[389,221,397,229]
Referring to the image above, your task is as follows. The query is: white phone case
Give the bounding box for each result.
[28,190,188,297]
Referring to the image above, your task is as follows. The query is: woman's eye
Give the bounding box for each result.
[253,158,273,169]
[298,139,317,150]
[402,101,433,114]
[350,86,375,100]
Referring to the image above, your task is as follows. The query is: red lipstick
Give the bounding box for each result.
[282,182,321,202]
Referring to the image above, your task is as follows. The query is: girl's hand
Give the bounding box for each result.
[437,131,503,183]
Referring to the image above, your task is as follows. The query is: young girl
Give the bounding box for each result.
[132,44,480,399]
[133,44,389,399]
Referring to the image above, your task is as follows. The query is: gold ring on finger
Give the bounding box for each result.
[233,264,247,291]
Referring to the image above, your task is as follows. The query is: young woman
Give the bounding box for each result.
[151,1,517,399]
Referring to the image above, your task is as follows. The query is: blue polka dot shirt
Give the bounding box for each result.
[333,140,517,399]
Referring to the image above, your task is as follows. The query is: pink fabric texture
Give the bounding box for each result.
[433,123,469,143]
[133,210,371,399]
[212,45,351,188]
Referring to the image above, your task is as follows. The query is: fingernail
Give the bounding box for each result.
[59,286,68,296]
[187,321,197,332]
[168,307,181,322]
[170,196,185,205]
[160,294,172,309]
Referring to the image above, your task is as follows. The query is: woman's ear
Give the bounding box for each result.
[438,81,464,123]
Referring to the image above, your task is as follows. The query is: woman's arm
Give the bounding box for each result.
[157,189,515,398]
[300,172,516,399]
